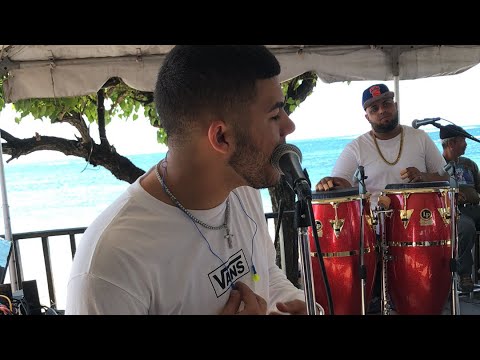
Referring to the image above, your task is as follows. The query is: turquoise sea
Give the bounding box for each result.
[3,125,480,235]
[1,125,480,308]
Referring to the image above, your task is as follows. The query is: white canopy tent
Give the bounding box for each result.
[2,45,480,103]
[2,44,480,290]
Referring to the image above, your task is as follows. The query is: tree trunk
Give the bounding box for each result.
[268,183,298,287]
[269,71,318,288]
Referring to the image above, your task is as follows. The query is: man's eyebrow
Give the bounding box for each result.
[268,101,285,112]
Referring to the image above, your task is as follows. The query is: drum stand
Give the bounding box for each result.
[353,166,368,315]
[445,162,460,315]
[293,180,322,315]
[376,207,394,315]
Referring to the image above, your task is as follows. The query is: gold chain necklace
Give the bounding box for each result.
[372,126,404,166]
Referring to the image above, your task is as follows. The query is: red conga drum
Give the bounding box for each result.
[309,188,377,315]
[382,181,452,315]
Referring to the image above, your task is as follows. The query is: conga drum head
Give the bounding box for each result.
[312,187,360,201]
[384,181,450,190]
[309,187,377,315]
[382,182,451,314]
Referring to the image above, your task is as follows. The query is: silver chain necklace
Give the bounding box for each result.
[154,163,234,248]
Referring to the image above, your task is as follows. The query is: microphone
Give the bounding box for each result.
[411,117,441,129]
[353,165,368,195]
[271,143,312,200]
[352,165,366,183]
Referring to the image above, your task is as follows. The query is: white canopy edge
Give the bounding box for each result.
[2,45,480,103]
[3,55,166,102]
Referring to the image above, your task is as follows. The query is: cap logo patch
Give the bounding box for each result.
[369,86,381,98]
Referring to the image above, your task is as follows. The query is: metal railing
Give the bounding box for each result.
[5,227,87,307]
[4,212,283,309]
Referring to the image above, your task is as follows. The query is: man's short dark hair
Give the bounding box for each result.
[154,45,281,142]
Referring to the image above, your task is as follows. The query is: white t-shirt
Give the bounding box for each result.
[66,171,305,315]
[332,125,447,196]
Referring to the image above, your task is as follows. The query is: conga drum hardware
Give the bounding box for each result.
[438,189,452,225]
[381,248,393,315]
[437,208,451,225]
[365,208,378,227]
[310,246,373,259]
[373,207,395,315]
[328,203,345,237]
[400,209,414,227]
[314,220,323,238]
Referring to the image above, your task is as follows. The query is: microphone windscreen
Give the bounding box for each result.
[270,143,302,174]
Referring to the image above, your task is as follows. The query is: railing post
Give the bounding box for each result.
[69,233,77,259]
[41,236,56,307]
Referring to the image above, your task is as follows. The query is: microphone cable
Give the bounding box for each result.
[306,199,334,315]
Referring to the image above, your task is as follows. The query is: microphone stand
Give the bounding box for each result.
[293,179,319,315]
[353,166,368,315]
[444,162,459,315]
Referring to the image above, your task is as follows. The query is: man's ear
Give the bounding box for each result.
[208,120,230,154]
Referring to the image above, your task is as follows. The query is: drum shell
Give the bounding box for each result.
[382,184,451,315]
[309,190,377,315]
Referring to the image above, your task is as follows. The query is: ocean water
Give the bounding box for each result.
[2,126,480,308]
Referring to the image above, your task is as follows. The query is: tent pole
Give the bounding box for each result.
[0,130,20,291]
[394,76,400,119]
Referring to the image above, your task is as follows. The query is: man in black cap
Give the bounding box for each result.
[441,124,480,292]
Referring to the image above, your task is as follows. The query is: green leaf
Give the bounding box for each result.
[157,129,167,144]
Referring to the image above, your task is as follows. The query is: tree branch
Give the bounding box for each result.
[284,71,318,116]
[97,88,109,147]
[131,91,154,105]
[0,128,18,143]
[102,77,122,89]
[0,130,144,183]
[52,111,92,143]
[1,133,88,162]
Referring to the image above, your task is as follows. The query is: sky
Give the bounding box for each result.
[1,63,480,163]
[289,63,480,139]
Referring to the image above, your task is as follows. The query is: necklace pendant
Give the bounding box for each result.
[225,228,233,249]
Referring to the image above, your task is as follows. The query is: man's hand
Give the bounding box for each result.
[220,281,267,315]
[315,177,352,191]
[269,299,308,315]
[400,167,424,183]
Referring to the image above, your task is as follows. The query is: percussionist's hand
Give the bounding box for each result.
[315,177,351,191]
[220,281,267,315]
[400,167,424,183]
[377,195,391,209]
[269,299,310,315]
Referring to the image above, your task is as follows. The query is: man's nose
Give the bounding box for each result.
[281,114,296,137]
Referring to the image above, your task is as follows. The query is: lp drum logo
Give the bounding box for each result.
[420,208,433,226]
